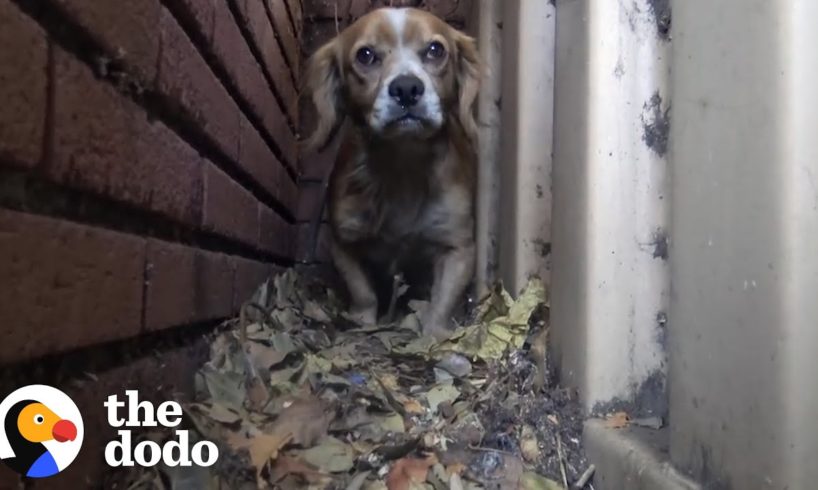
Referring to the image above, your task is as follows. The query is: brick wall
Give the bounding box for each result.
[0,0,302,366]
[296,0,474,263]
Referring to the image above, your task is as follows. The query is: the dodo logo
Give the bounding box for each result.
[0,385,83,478]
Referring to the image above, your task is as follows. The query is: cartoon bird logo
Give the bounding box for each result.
[0,385,83,478]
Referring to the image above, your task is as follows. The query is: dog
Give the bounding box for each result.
[304,7,480,338]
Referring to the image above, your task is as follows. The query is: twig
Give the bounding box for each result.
[556,434,569,489]
[573,464,596,489]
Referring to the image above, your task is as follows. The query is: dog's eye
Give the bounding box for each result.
[355,46,377,66]
[424,41,446,60]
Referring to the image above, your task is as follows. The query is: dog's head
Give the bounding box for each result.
[304,7,480,150]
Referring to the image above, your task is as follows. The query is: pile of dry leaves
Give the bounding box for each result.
[106,268,590,490]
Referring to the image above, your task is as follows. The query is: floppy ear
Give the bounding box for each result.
[454,32,481,144]
[303,40,343,152]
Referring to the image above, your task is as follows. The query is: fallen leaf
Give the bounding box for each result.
[434,278,546,360]
[520,471,564,490]
[386,454,438,490]
[245,377,269,411]
[200,365,246,411]
[375,413,405,434]
[196,402,241,425]
[245,341,289,371]
[300,437,356,473]
[227,431,293,479]
[605,411,630,429]
[304,300,332,323]
[520,426,540,462]
[273,396,333,446]
[402,398,425,415]
[345,470,372,490]
[425,383,460,412]
[157,461,213,490]
[379,373,400,391]
[269,454,329,485]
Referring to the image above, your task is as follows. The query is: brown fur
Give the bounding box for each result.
[304,8,481,337]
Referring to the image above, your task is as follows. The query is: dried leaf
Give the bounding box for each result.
[245,340,290,372]
[304,300,332,323]
[300,437,356,473]
[386,454,438,490]
[402,398,425,415]
[245,376,269,411]
[200,365,246,411]
[273,396,333,447]
[270,454,329,485]
[227,431,292,478]
[520,426,540,462]
[520,472,564,490]
[425,383,460,413]
[196,402,241,425]
[605,412,630,429]
[375,413,406,434]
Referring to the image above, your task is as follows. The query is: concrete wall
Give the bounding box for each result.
[537,0,818,488]
[496,0,556,295]
[668,0,818,488]
[549,0,671,417]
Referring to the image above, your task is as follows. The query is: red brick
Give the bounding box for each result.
[212,0,295,167]
[158,7,240,163]
[347,0,370,20]
[51,48,204,226]
[302,20,341,57]
[203,161,259,245]
[296,221,330,263]
[304,0,350,19]
[0,1,47,170]
[285,0,303,39]
[144,240,234,331]
[165,0,216,42]
[262,95,298,167]
[258,203,290,257]
[269,0,300,78]
[212,0,265,114]
[239,0,298,121]
[280,172,298,215]
[54,0,160,82]
[233,257,274,309]
[296,181,326,222]
[239,115,282,198]
[423,0,472,24]
[0,210,145,364]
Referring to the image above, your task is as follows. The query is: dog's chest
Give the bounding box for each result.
[376,188,452,242]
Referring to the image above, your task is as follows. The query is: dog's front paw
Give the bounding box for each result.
[420,312,453,341]
[348,304,377,326]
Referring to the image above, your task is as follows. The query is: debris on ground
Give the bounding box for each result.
[104,268,589,489]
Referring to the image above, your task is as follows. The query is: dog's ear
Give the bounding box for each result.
[454,31,481,144]
[303,39,343,152]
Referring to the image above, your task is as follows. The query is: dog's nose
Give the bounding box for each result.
[388,75,425,107]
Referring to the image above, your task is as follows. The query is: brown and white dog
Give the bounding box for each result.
[304,7,480,338]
